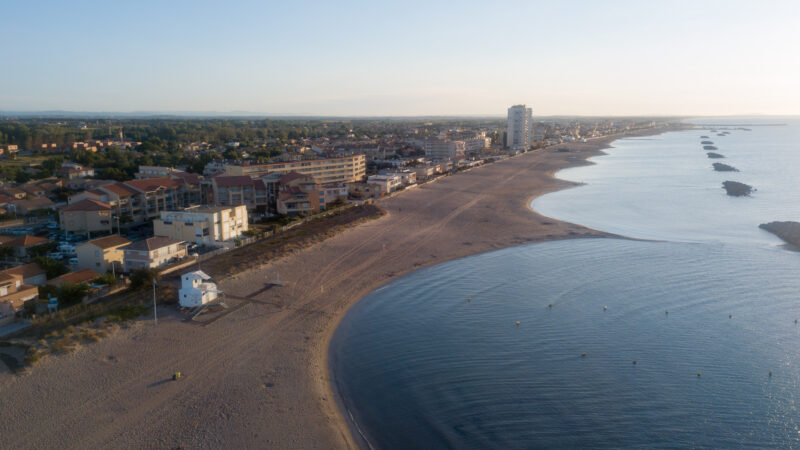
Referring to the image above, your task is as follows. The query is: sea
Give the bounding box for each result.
[330,117,800,448]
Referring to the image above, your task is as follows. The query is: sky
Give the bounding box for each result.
[2,0,800,116]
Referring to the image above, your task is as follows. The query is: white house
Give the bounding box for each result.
[178,270,219,308]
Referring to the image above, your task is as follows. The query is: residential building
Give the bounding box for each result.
[4,235,51,258]
[153,205,248,246]
[123,178,190,222]
[276,172,325,216]
[178,270,218,308]
[135,165,181,179]
[382,169,416,185]
[8,197,55,215]
[507,104,533,151]
[204,175,269,213]
[59,199,113,234]
[57,162,95,179]
[424,139,466,160]
[0,272,39,326]
[366,174,403,195]
[223,155,366,184]
[76,234,131,274]
[0,263,46,286]
[413,165,436,181]
[123,237,187,272]
[46,269,101,288]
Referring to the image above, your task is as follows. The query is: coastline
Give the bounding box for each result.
[327,127,679,448]
[0,126,680,449]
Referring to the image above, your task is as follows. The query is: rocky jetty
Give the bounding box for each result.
[712,163,739,172]
[700,135,710,138]
[707,152,725,158]
[722,181,753,196]
[703,145,718,150]
[759,221,800,249]
[701,140,714,144]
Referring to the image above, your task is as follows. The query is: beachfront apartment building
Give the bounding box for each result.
[76,234,131,274]
[222,155,366,184]
[507,104,533,152]
[424,139,466,160]
[153,205,248,246]
[123,236,187,272]
[367,174,403,195]
[203,175,270,213]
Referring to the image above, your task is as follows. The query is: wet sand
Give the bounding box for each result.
[0,128,672,449]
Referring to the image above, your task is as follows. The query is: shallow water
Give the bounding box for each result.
[331,118,800,448]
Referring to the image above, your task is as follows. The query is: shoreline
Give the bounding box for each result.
[327,127,681,448]
[0,126,682,449]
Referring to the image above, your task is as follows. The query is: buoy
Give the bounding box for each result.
[603,305,607,311]
[581,352,587,357]
[467,297,472,302]
[795,319,797,324]
[548,303,553,308]
[697,371,702,377]
[633,360,637,365]
[665,310,669,315]
[729,314,732,319]
[769,370,772,377]
[515,321,520,326]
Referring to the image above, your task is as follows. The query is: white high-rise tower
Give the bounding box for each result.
[507,105,533,151]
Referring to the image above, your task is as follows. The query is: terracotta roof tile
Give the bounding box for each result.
[61,199,111,211]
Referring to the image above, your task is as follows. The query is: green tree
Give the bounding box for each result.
[34,257,68,279]
[129,267,161,290]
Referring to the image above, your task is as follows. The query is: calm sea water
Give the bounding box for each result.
[330,118,800,448]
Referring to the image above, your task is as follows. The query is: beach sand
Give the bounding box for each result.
[0,129,671,449]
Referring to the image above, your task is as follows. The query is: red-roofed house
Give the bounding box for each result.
[46,269,101,287]
[4,235,52,258]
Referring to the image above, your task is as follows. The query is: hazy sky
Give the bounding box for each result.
[2,0,799,116]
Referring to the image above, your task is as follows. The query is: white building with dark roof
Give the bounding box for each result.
[123,236,187,272]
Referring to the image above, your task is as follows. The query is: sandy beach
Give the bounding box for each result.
[0,129,671,449]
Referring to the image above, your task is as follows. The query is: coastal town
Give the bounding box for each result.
[0,110,665,334]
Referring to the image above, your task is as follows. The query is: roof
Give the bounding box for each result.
[0,194,13,204]
[12,197,55,209]
[6,235,51,247]
[171,171,201,184]
[125,236,184,252]
[186,270,211,280]
[1,263,45,278]
[99,182,139,197]
[61,198,112,211]
[0,272,17,285]
[124,177,182,192]
[84,234,131,250]
[47,269,101,286]
[279,171,313,184]
[0,236,14,245]
[212,175,257,188]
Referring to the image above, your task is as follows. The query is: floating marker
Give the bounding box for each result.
[769,370,773,377]
[548,303,553,308]
[697,371,702,377]
[729,314,732,319]
[467,297,472,302]
[603,305,607,311]
[515,321,520,326]
[581,352,587,357]
[633,360,637,365]
[665,310,669,315]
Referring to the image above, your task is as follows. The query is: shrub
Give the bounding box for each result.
[129,268,161,290]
